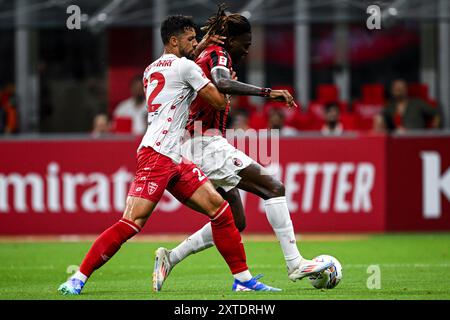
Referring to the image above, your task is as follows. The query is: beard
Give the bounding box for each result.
[180,47,195,60]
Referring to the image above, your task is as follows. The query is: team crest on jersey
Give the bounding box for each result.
[233,158,243,167]
[148,182,159,195]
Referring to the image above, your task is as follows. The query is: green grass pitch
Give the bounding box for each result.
[0,233,449,300]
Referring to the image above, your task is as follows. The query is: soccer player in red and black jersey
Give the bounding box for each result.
[153,5,332,291]
[187,43,234,136]
[58,15,281,295]
[186,15,294,137]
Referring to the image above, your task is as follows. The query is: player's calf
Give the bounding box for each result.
[57,217,142,295]
[219,187,246,232]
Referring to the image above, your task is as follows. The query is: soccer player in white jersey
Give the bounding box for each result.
[58,15,281,295]
[152,7,332,291]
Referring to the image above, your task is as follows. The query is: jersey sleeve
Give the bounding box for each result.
[179,58,211,92]
[208,47,232,74]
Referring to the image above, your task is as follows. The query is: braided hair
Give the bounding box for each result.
[201,4,251,40]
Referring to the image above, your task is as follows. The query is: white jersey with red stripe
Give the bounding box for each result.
[139,53,210,163]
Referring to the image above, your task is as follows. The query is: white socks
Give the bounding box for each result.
[169,196,302,274]
[169,222,253,282]
[233,270,252,282]
[264,196,302,272]
[72,271,88,283]
[169,222,214,266]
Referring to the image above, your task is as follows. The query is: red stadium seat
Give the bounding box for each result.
[307,102,328,130]
[361,84,385,104]
[317,84,339,104]
[284,109,312,130]
[408,83,437,107]
[408,83,428,100]
[340,112,357,130]
[248,112,268,130]
[305,84,347,131]
[236,85,297,131]
[353,102,384,130]
[260,99,311,131]
[233,95,257,115]
[112,117,132,133]
[353,84,386,130]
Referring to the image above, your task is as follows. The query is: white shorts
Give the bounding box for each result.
[181,135,254,192]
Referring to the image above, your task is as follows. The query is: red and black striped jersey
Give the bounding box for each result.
[186,45,233,136]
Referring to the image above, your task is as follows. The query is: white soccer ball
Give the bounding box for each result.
[308,255,343,289]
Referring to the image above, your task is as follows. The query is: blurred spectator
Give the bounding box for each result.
[374,79,440,133]
[113,75,147,135]
[307,84,348,130]
[231,95,258,115]
[231,109,250,131]
[267,107,299,137]
[321,102,344,136]
[0,84,18,134]
[91,113,111,138]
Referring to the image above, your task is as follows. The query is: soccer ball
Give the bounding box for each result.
[308,255,342,289]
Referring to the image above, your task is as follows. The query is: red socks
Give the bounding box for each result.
[79,204,246,278]
[210,201,248,275]
[79,218,141,277]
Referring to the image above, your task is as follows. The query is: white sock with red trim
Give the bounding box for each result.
[169,222,214,266]
[71,271,88,283]
[264,196,302,272]
[233,270,252,282]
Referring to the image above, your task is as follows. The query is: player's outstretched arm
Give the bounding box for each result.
[211,68,297,108]
[197,82,228,111]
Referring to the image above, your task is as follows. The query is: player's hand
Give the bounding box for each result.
[199,34,226,49]
[231,69,238,81]
[208,34,226,45]
[269,90,298,108]
[194,34,226,59]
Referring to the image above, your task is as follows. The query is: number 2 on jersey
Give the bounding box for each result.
[147,72,165,112]
[192,168,206,182]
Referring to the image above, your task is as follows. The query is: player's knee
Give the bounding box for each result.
[122,212,149,229]
[123,197,153,228]
[268,181,285,198]
[209,191,226,213]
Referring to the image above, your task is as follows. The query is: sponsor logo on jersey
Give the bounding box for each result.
[148,182,159,195]
[219,56,228,66]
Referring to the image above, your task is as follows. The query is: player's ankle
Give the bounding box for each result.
[72,270,88,283]
[168,250,179,266]
[233,270,252,282]
[285,256,303,271]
